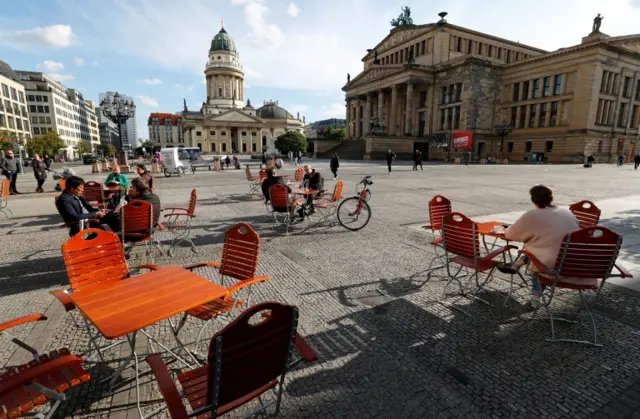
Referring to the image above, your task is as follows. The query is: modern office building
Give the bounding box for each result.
[0,60,31,143]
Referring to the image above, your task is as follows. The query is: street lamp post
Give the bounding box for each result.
[495,121,512,160]
[100,92,136,153]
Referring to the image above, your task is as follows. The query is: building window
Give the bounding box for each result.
[252,143,257,152]
[497,48,502,59]
[222,143,227,152]
[510,106,517,127]
[529,104,537,128]
[10,87,17,101]
[44,106,49,113]
[542,77,551,97]
[446,108,452,130]
[539,103,547,126]
[455,83,462,102]
[419,91,427,107]
[242,143,247,152]
[632,105,639,128]
[221,130,226,136]
[252,131,256,136]
[196,131,202,136]
[456,37,462,52]
[478,42,483,55]
[506,50,511,64]
[554,75,562,95]
[18,91,24,103]
[487,45,493,57]
[545,141,553,152]
[29,105,36,113]
[507,141,514,153]
[549,102,558,127]
[467,39,473,54]
[618,103,627,127]
[623,77,632,97]
[453,106,460,129]
[636,81,640,100]
[522,81,530,100]
[242,131,247,136]
[598,141,603,153]
[440,87,446,105]
[209,131,215,135]
[212,143,216,151]
[533,80,540,98]
[519,105,526,129]
[440,109,446,130]
[525,141,532,152]
[1,84,8,97]
[512,83,520,101]
[218,88,222,97]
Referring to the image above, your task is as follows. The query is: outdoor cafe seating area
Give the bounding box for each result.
[0,166,636,419]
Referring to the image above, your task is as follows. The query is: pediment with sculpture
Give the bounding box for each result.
[205,109,262,124]
[610,38,640,54]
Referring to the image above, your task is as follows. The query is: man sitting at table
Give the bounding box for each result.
[56,176,109,236]
[300,165,324,217]
[503,185,579,308]
[124,177,162,227]
[261,167,290,202]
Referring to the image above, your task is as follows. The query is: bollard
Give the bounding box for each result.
[119,164,131,174]
[480,159,486,165]
[214,160,221,170]
[503,159,509,165]
[91,161,100,173]
[101,160,109,172]
[454,158,461,164]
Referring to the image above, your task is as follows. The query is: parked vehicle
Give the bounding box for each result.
[82,154,95,165]
[160,147,194,177]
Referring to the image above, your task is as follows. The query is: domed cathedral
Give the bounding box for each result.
[182,20,305,154]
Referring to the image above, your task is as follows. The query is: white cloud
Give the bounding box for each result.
[48,73,75,82]
[233,0,285,50]
[321,103,345,119]
[244,66,264,81]
[138,78,163,85]
[174,84,194,92]
[137,95,159,108]
[286,3,300,17]
[73,57,85,66]
[287,104,308,118]
[36,60,65,72]
[0,24,74,48]
[91,60,99,67]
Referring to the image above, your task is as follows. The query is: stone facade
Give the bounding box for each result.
[181,24,304,154]
[344,18,640,163]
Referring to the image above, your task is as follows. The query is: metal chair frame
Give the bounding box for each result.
[245,167,261,195]
[0,177,13,217]
[163,189,198,256]
[421,195,452,276]
[268,184,303,235]
[121,199,164,264]
[303,181,343,230]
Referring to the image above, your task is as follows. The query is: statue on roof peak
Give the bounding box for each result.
[391,6,414,28]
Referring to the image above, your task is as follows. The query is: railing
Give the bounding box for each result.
[206,62,243,71]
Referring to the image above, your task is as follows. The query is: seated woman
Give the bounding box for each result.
[503,185,579,308]
[104,165,129,208]
[55,176,109,236]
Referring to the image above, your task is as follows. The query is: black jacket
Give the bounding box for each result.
[386,152,396,163]
[303,170,324,191]
[261,175,290,201]
[635,155,640,163]
[330,156,339,169]
[56,191,99,235]
[125,191,162,226]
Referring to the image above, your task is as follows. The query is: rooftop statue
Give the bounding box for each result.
[391,6,414,28]
[592,13,603,33]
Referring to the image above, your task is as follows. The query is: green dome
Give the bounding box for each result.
[210,28,237,53]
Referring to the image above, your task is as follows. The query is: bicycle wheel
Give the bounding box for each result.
[337,197,372,231]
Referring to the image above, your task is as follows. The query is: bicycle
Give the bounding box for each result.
[336,176,373,231]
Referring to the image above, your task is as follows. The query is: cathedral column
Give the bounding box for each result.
[405,83,414,136]
[345,99,351,138]
[364,93,372,135]
[390,85,398,136]
[377,89,384,119]
[355,98,362,138]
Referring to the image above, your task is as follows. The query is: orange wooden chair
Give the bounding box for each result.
[309,181,343,227]
[82,180,107,209]
[521,226,631,346]
[0,314,90,418]
[0,177,13,217]
[422,195,452,274]
[121,199,163,262]
[163,189,198,256]
[51,228,159,359]
[58,179,66,191]
[173,223,271,352]
[268,184,304,234]
[146,302,317,419]
[245,167,261,195]
[569,200,601,228]
[441,212,517,316]
[285,167,304,186]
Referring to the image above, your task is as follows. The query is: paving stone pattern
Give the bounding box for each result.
[2,160,640,418]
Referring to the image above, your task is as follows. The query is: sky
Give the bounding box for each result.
[1,0,640,139]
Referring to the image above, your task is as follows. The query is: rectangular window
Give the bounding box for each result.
[543,76,551,97]
[44,106,49,113]
[252,143,257,152]
[241,131,247,136]
[196,131,202,136]
[510,106,517,127]
[522,81,530,100]
[456,37,462,52]
[455,83,462,102]
[519,105,526,129]
[35,96,42,102]
[623,77,632,97]
[613,74,620,94]
[33,127,40,135]
[533,80,540,98]
[1,84,9,97]
[222,143,227,152]
[8,116,14,129]
[554,75,562,95]
[28,95,35,101]
[618,103,627,127]
[529,104,537,128]
[512,83,520,101]
[440,87,447,104]
[10,87,17,101]
[506,50,511,64]
[478,42,483,55]
[218,88,222,97]
[221,130,226,136]
[209,131,215,135]
[29,105,36,113]
[539,103,547,126]
[16,118,22,130]
[545,141,553,152]
[467,39,473,54]
[549,101,558,127]
[453,106,460,129]
[421,40,426,55]
[507,141,514,153]
[419,91,427,107]
[632,105,639,128]
[212,143,216,151]
[487,45,493,57]
[497,48,502,59]
[525,141,532,152]
[446,108,452,130]
[4,100,12,113]
[18,91,24,103]
[636,81,640,100]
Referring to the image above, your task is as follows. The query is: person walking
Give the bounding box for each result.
[43,154,52,171]
[330,152,340,180]
[32,154,47,193]
[1,149,20,194]
[634,153,640,170]
[297,150,303,165]
[617,154,624,167]
[385,149,396,174]
[413,149,423,170]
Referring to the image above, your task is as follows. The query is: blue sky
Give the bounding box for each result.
[1,0,640,139]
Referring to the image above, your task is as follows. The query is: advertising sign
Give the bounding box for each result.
[452,131,473,149]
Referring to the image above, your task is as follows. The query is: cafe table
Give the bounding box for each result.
[70,265,227,417]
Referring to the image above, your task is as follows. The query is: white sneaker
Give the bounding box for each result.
[333,177,336,180]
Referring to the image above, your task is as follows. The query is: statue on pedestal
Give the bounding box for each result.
[592,14,603,33]
[347,73,351,83]
[183,98,187,112]
[391,6,414,28]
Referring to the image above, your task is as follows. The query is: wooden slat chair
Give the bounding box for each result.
[309,181,343,227]
[82,180,107,209]
[0,314,90,419]
[50,228,159,360]
[172,223,271,353]
[268,184,304,234]
[0,177,13,218]
[441,212,517,316]
[286,167,304,186]
[421,195,452,275]
[520,226,632,346]
[245,167,261,195]
[163,189,198,256]
[569,200,601,228]
[146,302,317,419]
[121,199,163,263]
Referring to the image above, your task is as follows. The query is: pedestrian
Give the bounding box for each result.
[32,154,47,193]
[330,152,340,180]
[261,152,267,168]
[297,150,303,165]
[617,154,624,167]
[43,154,52,171]
[634,153,640,170]
[289,150,294,165]
[413,149,423,170]
[0,149,20,194]
[385,149,396,174]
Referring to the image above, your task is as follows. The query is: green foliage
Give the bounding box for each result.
[76,141,92,155]
[323,126,346,140]
[25,132,65,157]
[0,129,17,152]
[141,141,153,153]
[275,130,307,154]
[97,143,118,157]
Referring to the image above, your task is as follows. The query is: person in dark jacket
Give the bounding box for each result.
[124,177,162,227]
[386,149,396,174]
[634,153,640,170]
[330,152,339,180]
[55,176,108,236]
[413,150,423,171]
[43,154,52,171]
[1,150,20,194]
[261,167,290,203]
[32,154,47,192]
[299,165,324,218]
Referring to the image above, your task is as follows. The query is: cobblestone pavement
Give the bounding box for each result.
[2,160,640,418]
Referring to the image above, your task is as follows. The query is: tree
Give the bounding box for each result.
[275,130,307,154]
[324,126,346,141]
[25,132,64,157]
[0,129,17,153]
[76,141,91,156]
[141,141,153,154]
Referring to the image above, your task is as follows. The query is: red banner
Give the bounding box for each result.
[452,131,473,149]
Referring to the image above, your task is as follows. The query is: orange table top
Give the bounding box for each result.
[477,221,507,239]
[104,185,127,191]
[71,266,227,339]
[294,189,319,196]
